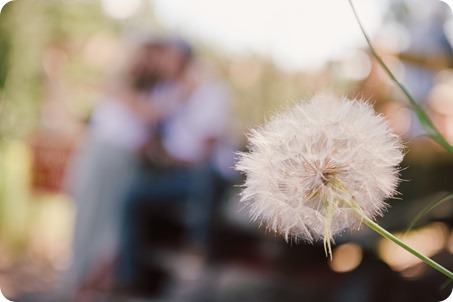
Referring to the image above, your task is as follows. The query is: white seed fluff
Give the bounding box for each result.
[236,95,404,249]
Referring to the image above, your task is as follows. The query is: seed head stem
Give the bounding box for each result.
[355,208,453,279]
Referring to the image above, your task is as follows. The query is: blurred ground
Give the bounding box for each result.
[1,162,452,302]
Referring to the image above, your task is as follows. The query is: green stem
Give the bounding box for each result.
[348,0,453,154]
[356,210,453,279]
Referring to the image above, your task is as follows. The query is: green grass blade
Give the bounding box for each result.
[348,0,453,154]
[404,193,453,235]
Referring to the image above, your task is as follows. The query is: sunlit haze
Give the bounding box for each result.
[150,0,388,71]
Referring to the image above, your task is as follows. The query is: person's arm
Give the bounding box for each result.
[107,84,163,124]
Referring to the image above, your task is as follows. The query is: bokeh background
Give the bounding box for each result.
[0,0,453,301]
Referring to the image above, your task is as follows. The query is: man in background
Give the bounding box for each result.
[115,37,231,294]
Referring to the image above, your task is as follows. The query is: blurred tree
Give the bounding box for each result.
[0,0,112,252]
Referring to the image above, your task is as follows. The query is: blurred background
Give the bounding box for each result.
[0,0,453,301]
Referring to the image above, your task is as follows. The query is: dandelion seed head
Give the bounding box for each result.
[236,95,404,249]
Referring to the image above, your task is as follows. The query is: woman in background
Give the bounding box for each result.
[64,38,168,301]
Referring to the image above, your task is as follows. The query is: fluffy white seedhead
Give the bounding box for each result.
[236,95,404,256]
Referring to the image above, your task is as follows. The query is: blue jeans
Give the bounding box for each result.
[115,163,215,286]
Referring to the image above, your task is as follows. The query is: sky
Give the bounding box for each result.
[149,0,388,71]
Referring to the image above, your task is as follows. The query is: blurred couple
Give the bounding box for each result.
[64,36,230,301]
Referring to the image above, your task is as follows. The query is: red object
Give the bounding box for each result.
[30,132,75,193]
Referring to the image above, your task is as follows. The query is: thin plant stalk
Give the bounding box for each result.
[348,0,453,280]
[354,209,453,279]
[348,0,453,154]
[405,193,453,235]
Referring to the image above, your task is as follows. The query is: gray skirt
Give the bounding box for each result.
[65,136,140,289]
